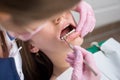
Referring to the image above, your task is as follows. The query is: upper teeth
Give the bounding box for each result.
[61,29,75,40]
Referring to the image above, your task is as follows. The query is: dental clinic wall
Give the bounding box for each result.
[72,0,120,28]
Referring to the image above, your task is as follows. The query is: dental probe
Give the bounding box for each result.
[62,37,98,76]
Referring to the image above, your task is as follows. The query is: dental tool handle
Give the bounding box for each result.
[62,37,98,76]
[62,37,73,49]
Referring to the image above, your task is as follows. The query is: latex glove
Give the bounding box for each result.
[66,46,101,80]
[74,1,96,38]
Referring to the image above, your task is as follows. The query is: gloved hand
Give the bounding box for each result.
[66,46,101,80]
[73,1,96,38]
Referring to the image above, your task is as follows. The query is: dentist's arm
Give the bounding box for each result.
[74,1,96,37]
[66,46,101,80]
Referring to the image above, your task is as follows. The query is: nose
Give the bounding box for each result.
[54,12,69,24]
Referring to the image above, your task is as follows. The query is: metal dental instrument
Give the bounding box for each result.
[62,37,98,76]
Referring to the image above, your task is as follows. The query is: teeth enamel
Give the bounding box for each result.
[61,29,75,40]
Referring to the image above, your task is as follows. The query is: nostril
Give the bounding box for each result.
[54,17,61,24]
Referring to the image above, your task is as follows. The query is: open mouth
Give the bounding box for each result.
[60,24,76,40]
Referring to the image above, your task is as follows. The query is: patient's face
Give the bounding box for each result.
[0,11,83,54]
[30,11,83,54]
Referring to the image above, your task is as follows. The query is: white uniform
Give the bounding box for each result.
[0,27,24,80]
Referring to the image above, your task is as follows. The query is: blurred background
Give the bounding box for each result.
[73,0,120,48]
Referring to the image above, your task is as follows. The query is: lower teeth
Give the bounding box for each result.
[61,29,75,40]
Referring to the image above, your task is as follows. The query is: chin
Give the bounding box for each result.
[70,37,83,46]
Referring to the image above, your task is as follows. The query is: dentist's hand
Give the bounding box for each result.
[66,46,101,80]
[74,1,96,37]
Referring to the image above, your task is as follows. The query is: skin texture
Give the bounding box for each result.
[0,11,83,79]
[28,11,84,80]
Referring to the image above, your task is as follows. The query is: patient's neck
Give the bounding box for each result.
[46,51,70,77]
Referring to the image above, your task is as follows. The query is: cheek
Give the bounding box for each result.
[31,24,59,50]
[33,39,56,53]
[31,32,55,50]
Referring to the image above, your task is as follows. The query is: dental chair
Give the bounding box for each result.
[87,38,120,80]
